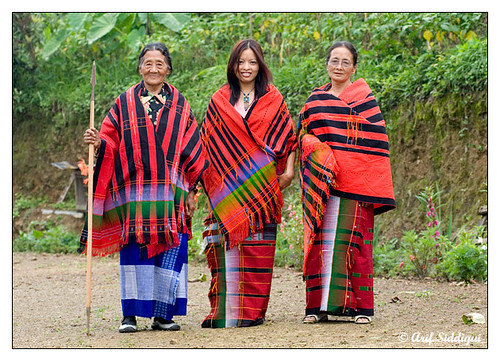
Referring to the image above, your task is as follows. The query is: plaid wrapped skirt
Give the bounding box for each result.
[304,196,374,317]
[201,221,277,328]
[120,233,188,320]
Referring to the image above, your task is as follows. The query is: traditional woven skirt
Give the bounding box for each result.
[120,233,188,320]
[304,196,374,317]
[201,220,277,328]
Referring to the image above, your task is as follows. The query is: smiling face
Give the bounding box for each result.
[326,46,357,86]
[138,50,170,93]
[235,48,260,88]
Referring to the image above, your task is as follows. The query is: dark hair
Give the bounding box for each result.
[137,42,172,75]
[226,39,272,105]
[325,41,358,66]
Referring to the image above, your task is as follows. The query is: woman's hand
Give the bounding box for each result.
[278,168,294,190]
[278,151,296,190]
[185,190,197,218]
[83,127,101,149]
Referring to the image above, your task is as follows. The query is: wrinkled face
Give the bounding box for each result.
[235,48,260,86]
[326,46,357,84]
[139,50,170,91]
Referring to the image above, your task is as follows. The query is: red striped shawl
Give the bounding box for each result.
[80,81,207,258]
[201,84,297,248]
[299,79,395,267]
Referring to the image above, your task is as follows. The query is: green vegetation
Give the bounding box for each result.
[13,12,486,124]
[13,220,80,254]
[437,226,487,282]
[372,184,487,282]
[13,13,487,282]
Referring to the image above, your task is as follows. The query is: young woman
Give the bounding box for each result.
[200,39,297,328]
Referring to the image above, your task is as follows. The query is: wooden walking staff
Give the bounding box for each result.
[86,61,96,336]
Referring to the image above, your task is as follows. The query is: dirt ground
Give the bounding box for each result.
[12,252,487,349]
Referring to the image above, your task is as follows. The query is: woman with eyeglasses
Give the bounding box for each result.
[298,41,396,325]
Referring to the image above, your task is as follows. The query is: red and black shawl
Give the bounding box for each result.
[80,81,207,258]
[201,84,297,248]
[299,78,395,265]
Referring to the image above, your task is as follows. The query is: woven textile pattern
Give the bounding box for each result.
[201,84,296,249]
[201,222,277,328]
[80,81,207,258]
[299,78,395,273]
[120,234,188,319]
[304,197,374,317]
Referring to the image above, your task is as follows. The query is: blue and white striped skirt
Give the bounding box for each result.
[119,233,188,320]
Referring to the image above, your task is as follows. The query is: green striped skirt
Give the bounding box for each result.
[304,196,375,317]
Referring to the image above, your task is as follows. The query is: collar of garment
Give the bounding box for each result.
[140,82,169,105]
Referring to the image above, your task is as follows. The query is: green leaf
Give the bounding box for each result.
[127,27,146,52]
[87,13,119,44]
[67,13,88,33]
[117,13,136,32]
[137,13,148,25]
[152,13,190,32]
[41,28,69,60]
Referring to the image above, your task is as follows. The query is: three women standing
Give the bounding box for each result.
[298,41,395,324]
[82,39,394,331]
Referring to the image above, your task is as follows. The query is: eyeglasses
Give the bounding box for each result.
[328,59,353,68]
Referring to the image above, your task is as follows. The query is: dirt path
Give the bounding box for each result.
[12,252,487,349]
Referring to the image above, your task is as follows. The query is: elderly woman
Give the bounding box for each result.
[200,39,297,328]
[298,41,395,324]
[81,42,207,333]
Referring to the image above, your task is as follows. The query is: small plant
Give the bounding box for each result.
[437,226,487,282]
[13,220,79,253]
[400,185,451,278]
[13,193,48,219]
[373,237,405,277]
[416,290,433,299]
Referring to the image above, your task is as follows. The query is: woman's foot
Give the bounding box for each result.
[354,315,372,324]
[302,314,328,324]
[119,316,137,333]
[151,317,181,331]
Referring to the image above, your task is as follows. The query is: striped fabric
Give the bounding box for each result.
[80,81,207,258]
[299,78,395,273]
[304,196,374,317]
[201,221,277,328]
[201,84,296,249]
[298,78,395,213]
[120,234,188,319]
[299,133,340,270]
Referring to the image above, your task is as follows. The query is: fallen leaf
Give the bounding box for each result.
[462,313,485,324]
[188,273,207,283]
[390,296,402,303]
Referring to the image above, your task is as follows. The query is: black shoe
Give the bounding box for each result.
[119,316,137,333]
[151,317,180,331]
